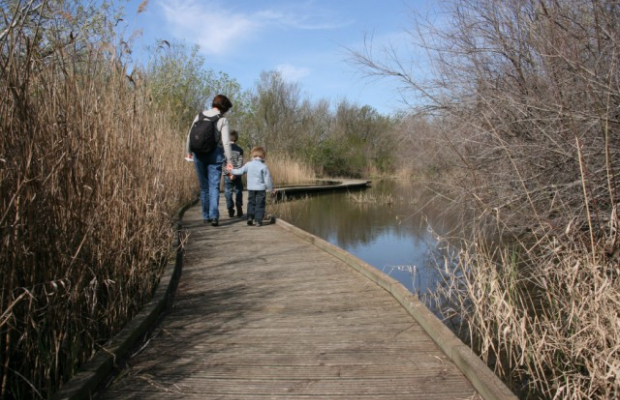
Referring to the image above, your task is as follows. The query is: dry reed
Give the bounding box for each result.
[267,154,315,186]
[0,9,195,399]
[433,173,619,399]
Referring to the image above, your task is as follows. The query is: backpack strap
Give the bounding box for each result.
[208,114,222,145]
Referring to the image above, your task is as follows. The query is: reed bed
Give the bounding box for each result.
[434,186,619,399]
[0,13,195,400]
[267,154,315,187]
[347,192,395,204]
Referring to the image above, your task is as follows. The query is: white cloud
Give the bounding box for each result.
[158,0,352,55]
[158,1,258,55]
[276,64,311,82]
[256,8,353,30]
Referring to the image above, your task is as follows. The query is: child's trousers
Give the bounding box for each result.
[224,175,243,212]
[247,190,266,222]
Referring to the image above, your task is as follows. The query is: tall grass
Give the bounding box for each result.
[435,197,619,399]
[267,154,315,186]
[0,6,195,399]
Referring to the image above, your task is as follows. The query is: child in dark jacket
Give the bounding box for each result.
[228,147,274,226]
[222,130,244,217]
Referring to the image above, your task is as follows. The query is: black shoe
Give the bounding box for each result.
[247,219,254,226]
[211,219,219,227]
[236,206,243,218]
[228,208,235,217]
[204,218,212,224]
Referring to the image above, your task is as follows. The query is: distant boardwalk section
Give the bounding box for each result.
[275,178,370,200]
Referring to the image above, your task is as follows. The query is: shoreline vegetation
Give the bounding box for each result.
[348,0,620,398]
[2,1,619,400]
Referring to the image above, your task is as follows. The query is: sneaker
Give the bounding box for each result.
[211,219,219,227]
[247,219,254,226]
[204,218,212,224]
[256,222,263,227]
[228,208,235,217]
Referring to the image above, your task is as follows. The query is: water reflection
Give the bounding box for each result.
[276,180,458,297]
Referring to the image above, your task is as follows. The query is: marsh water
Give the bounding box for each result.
[276,180,458,298]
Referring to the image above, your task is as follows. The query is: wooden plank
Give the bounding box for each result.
[99,194,485,400]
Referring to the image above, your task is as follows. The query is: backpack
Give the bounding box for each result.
[189,112,220,154]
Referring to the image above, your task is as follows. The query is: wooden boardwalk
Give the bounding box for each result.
[99,194,487,399]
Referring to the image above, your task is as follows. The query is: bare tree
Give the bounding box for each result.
[350,1,620,398]
[350,0,619,234]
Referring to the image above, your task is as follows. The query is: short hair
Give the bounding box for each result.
[212,94,233,114]
[229,130,239,142]
[251,146,266,158]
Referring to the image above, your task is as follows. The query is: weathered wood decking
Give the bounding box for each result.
[98,190,504,399]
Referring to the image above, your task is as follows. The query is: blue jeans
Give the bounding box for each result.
[193,148,224,221]
[224,174,243,210]
[247,190,266,222]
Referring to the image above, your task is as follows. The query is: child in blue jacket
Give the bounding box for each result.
[228,146,274,226]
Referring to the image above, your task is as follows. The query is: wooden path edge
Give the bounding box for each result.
[51,199,199,400]
[48,179,370,400]
[51,178,517,400]
[275,218,519,400]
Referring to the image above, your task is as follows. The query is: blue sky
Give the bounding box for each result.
[121,0,437,115]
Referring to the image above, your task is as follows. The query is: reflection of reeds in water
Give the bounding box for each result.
[269,194,311,221]
[382,264,420,295]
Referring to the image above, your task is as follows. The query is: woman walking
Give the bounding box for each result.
[186,94,233,226]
